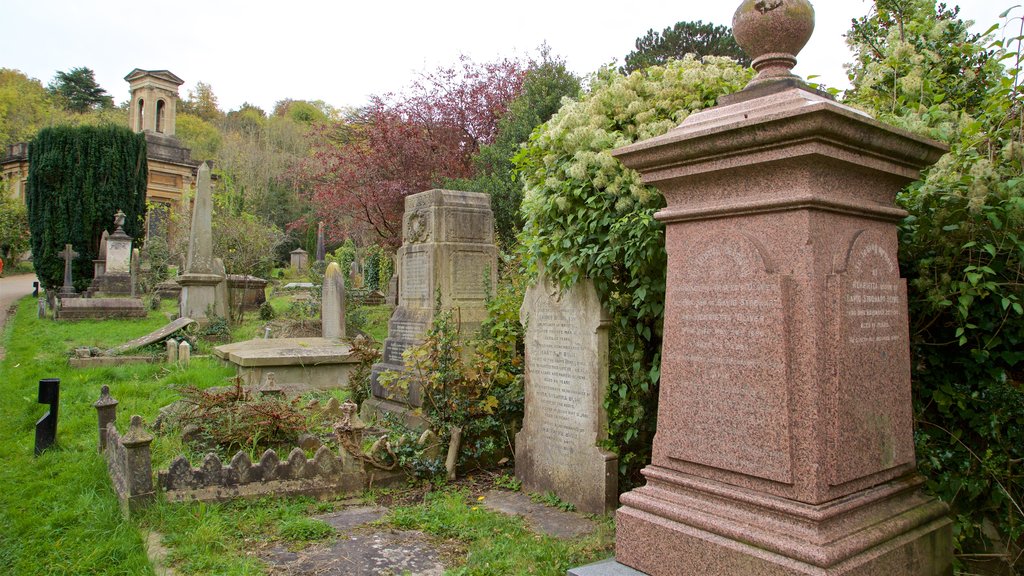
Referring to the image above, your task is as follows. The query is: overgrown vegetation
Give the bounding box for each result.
[844,1,1024,568]
[516,56,752,487]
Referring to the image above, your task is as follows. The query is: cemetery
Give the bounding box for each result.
[0,1,1022,575]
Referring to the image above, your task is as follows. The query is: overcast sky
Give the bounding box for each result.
[2,1,1016,113]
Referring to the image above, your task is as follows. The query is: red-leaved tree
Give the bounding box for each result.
[295,56,527,246]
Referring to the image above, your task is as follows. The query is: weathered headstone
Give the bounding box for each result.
[103,317,196,356]
[515,272,617,515]
[178,163,227,323]
[582,3,954,575]
[365,189,497,423]
[59,244,79,297]
[290,248,309,273]
[386,270,399,307]
[315,222,326,263]
[322,262,346,340]
[34,378,60,455]
[166,339,178,363]
[93,230,109,278]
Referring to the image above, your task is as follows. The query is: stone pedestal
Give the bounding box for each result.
[364,189,497,422]
[178,271,226,322]
[606,83,952,575]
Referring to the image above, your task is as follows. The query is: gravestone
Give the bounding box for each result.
[34,378,60,455]
[515,271,617,515]
[131,247,140,297]
[90,210,134,296]
[364,189,497,423]
[178,163,227,323]
[322,262,346,339]
[59,244,79,297]
[316,222,326,262]
[290,248,309,273]
[386,270,399,307]
[93,230,109,278]
[583,2,954,575]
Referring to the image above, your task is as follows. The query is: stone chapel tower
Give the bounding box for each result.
[123,69,199,238]
[125,69,182,136]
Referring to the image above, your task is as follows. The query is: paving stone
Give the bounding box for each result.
[315,506,388,532]
[480,489,599,540]
[262,529,445,576]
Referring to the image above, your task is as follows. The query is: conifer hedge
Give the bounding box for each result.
[27,125,148,290]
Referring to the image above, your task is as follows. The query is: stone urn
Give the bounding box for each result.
[732,0,815,86]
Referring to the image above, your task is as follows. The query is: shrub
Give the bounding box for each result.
[515,56,751,487]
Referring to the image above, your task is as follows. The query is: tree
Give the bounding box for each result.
[517,57,752,486]
[623,21,750,74]
[175,113,222,161]
[181,81,222,122]
[26,125,148,290]
[448,48,581,249]
[0,193,30,261]
[845,1,1022,566]
[0,69,56,148]
[47,67,113,113]
[297,56,528,246]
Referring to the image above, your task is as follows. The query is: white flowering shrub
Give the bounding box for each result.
[515,56,751,486]
[847,1,1023,566]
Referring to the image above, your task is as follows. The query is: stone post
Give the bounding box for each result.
[93,385,118,453]
[178,341,191,368]
[322,262,346,339]
[166,339,178,364]
[121,415,155,511]
[130,247,140,297]
[581,2,954,575]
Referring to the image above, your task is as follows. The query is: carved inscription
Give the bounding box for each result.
[451,252,491,301]
[664,235,792,484]
[529,308,593,456]
[831,232,914,485]
[401,251,428,303]
[843,242,901,346]
[445,209,490,243]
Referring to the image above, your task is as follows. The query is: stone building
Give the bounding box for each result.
[1,69,200,240]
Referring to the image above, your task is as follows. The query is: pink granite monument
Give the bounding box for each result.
[573,1,954,574]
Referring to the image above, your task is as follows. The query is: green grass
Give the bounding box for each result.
[0,295,611,575]
[387,489,613,575]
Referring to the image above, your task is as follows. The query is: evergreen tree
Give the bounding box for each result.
[27,125,148,290]
[623,21,750,74]
[47,67,113,113]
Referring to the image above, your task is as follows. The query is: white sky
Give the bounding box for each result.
[1,1,1016,112]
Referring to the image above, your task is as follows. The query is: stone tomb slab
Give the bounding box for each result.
[261,530,446,576]
[104,317,196,356]
[515,272,617,515]
[214,337,358,391]
[57,297,147,320]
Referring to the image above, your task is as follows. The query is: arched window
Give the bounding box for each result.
[156,100,166,133]
[137,99,145,132]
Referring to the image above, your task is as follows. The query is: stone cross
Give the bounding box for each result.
[184,163,214,274]
[34,378,60,455]
[60,244,79,295]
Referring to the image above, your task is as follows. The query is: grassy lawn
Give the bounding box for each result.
[0,295,613,575]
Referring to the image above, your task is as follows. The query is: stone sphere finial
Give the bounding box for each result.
[732,0,815,88]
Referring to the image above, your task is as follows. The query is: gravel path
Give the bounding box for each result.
[0,273,38,359]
